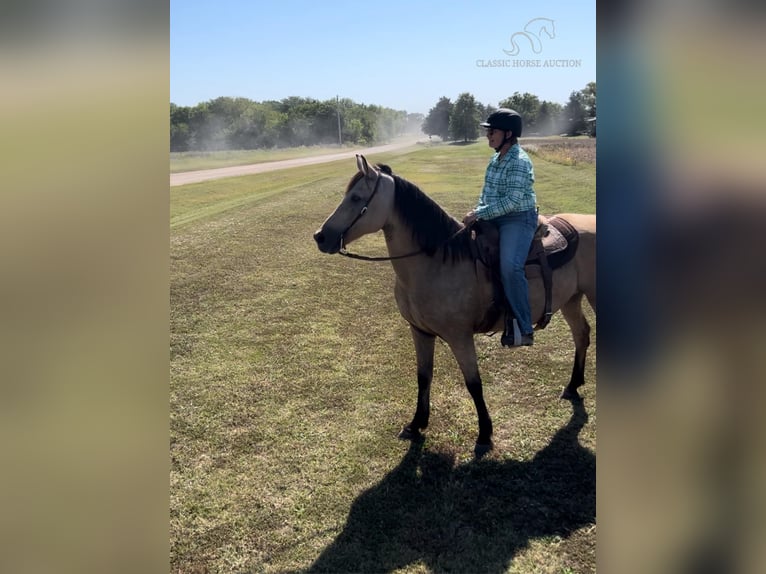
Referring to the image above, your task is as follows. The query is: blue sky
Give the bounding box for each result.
[171,0,595,114]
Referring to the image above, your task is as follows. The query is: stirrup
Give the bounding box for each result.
[502,316,533,347]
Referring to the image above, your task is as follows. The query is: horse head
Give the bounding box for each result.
[314,155,395,254]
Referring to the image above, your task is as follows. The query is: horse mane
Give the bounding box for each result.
[376,164,474,263]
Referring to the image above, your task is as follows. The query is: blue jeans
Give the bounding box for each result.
[494,209,537,335]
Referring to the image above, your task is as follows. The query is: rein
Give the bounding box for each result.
[339,227,467,261]
[339,244,424,261]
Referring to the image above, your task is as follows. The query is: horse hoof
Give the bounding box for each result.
[398,426,423,442]
[474,441,493,458]
[560,387,583,402]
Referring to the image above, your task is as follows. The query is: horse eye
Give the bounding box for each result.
[350,193,362,203]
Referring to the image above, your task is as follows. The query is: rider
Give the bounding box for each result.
[463,108,537,346]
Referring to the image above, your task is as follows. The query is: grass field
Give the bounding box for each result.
[170,145,352,173]
[171,136,422,174]
[171,138,596,573]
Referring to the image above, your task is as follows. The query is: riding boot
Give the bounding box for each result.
[501,314,534,347]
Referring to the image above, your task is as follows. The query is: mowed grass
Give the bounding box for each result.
[171,145,352,173]
[171,137,421,173]
[171,139,596,573]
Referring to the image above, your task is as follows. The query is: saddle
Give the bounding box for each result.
[471,215,580,329]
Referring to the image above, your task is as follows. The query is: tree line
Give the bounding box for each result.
[170,96,423,152]
[423,82,596,142]
[170,84,594,152]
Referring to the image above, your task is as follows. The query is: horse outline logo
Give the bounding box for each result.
[504,17,556,56]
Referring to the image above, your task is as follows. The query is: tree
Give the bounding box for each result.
[226,103,284,149]
[170,103,192,151]
[499,92,541,133]
[476,102,496,125]
[536,101,563,136]
[563,90,587,136]
[172,91,595,151]
[580,81,596,136]
[406,113,424,134]
[376,107,407,142]
[186,102,226,150]
[449,92,480,142]
[581,81,596,120]
[422,97,453,140]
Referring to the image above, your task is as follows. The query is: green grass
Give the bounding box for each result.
[171,139,596,573]
[170,136,421,173]
[170,162,346,228]
[170,145,353,173]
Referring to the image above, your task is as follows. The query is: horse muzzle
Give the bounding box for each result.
[313,228,341,254]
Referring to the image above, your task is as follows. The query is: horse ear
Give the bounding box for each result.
[356,154,378,180]
[356,154,368,175]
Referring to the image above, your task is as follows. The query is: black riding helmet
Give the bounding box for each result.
[480,108,522,151]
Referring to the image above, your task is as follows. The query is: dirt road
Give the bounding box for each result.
[170,138,423,187]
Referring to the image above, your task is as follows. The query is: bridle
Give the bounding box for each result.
[338,172,424,262]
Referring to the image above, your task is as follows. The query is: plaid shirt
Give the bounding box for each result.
[474,144,537,220]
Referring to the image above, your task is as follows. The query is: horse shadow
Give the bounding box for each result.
[304,402,595,573]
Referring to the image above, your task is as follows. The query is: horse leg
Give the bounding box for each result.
[399,325,435,441]
[585,286,597,314]
[446,335,493,456]
[559,293,591,402]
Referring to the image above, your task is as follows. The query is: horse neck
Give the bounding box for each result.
[383,175,464,282]
[382,210,466,286]
[382,214,424,283]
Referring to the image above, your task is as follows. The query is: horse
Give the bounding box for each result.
[313,155,596,455]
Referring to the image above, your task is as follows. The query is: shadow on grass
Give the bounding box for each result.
[304,401,595,573]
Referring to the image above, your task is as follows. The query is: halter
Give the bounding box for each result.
[338,172,424,262]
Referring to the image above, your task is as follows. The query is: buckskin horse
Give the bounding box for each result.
[314,155,596,454]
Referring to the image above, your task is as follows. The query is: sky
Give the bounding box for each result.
[170,0,595,115]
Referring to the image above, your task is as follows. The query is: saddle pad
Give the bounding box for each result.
[534,216,579,270]
[541,222,568,255]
